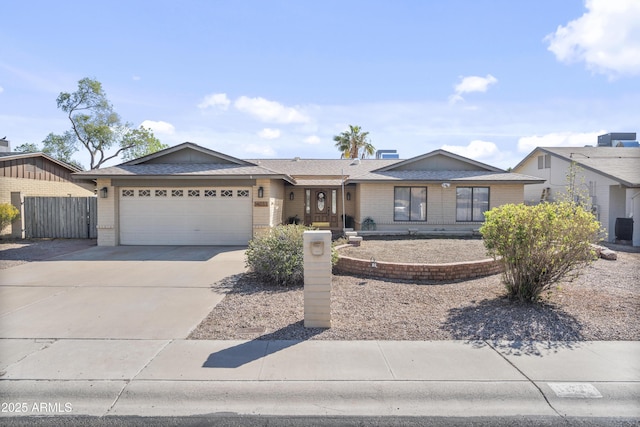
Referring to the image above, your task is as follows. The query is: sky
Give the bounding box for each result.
[1,0,639,169]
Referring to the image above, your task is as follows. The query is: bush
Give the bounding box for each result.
[246,224,338,287]
[0,203,19,232]
[480,202,601,302]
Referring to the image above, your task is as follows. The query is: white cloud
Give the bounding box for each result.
[140,120,176,135]
[234,96,310,124]
[0,86,4,94]
[258,128,281,139]
[198,93,231,110]
[132,75,141,81]
[303,135,321,145]
[449,74,498,104]
[244,143,276,157]
[442,140,499,160]
[517,131,605,153]
[546,0,640,77]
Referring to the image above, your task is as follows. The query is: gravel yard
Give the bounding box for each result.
[189,240,640,342]
[0,239,96,269]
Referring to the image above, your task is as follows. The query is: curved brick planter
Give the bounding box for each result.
[334,249,503,282]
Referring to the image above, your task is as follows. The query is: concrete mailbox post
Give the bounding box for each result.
[303,230,332,328]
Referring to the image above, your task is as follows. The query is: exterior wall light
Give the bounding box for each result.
[100,187,108,198]
[258,187,264,198]
[289,191,295,200]
[346,192,351,201]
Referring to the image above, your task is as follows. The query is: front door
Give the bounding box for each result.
[304,188,339,228]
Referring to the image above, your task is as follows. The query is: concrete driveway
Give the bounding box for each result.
[0,245,246,339]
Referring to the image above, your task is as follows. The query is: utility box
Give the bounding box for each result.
[303,230,332,328]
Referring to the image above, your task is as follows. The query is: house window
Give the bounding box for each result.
[331,190,337,215]
[305,190,311,214]
[188,189,200,197]
[155,189,167,197]
[456,187,489,222]
[171,190,183,197]
[221,190,233,197]
[537,154,551,169]
[122,189,134,197]
[204,190,216,197]
[237,190,250,197]
[138,189,151,197]
[394,187,427,221]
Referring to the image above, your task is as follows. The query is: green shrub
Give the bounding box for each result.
[480,202,601,302]
[0,203,19,232]
[246,224,338,287]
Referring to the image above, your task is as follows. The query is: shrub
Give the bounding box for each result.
[0,203,20,232]
[480,202,601,302]
[246,224,338,287]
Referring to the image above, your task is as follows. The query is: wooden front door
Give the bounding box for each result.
[304,188,339,228]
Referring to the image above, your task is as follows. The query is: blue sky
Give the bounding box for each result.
[1,0,639,169]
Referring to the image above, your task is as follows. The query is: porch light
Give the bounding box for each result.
[100,187,108,198]
[258,187,264,198]
[289,191,294,201]
[346,192,351,201]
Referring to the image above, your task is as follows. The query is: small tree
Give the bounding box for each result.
[246,224,338,287]
[480,202,601,302]
[0,203,20,233]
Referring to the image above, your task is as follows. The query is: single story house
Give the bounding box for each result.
[0,151,95,237]
[513,146,640,246]
[74,142,544,246]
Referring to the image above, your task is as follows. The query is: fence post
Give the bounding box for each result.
[303,230,332,328]
[10,192,24,239]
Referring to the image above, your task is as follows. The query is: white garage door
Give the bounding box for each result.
[119,187,252,245]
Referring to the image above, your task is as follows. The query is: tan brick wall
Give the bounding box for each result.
[357,182,525,232]
[96,178,118,246]
[335,253,503,281]
[1,177,95,236]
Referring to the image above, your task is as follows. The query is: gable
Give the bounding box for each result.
[122,142,253,166]
[377,150,502,172]
[389,154,489,171]
[144,147,238,165]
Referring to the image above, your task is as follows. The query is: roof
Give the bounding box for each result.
[515,147,640,187]
[74,143,543,185]
[0,151,82,172]
[348,170,543,183]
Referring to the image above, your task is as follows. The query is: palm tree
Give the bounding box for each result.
[333,125,375,159]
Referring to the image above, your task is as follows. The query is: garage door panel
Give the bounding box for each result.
[119,188,252,245]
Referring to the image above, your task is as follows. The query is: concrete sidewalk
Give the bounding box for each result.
[1,339,638,419]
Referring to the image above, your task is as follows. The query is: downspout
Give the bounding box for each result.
[341,168,346,235]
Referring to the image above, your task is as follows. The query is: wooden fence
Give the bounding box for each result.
[24,197,97,239]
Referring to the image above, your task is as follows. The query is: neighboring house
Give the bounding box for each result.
[0,152,95,236]
[513,146,640,246]
[74,142,543,246]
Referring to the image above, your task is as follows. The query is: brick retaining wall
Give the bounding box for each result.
[334,254,503,282]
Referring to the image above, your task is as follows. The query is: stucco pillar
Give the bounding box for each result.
[303,230,332,328]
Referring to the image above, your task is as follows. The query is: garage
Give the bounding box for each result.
[119,187,252,245]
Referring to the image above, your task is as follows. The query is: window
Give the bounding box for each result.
[394,187,426,221]
[171,189,183,197]
[155,189,167,197]
[221,190,233,197]
[331,190,337,215]
[188,189,200,197]
[138,189,150,197]
[237,189,249,197]
[122,189,134,197]
[456,187,489,222]
[537,154,551,169]
[305,189,311,214]
[204,190,216,197]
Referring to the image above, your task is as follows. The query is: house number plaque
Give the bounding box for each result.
[254,201,269,207]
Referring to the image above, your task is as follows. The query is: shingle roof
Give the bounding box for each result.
[74,163,286,179]
[0,151,82,172]
[349,170,544,183]
[247,158,400,177]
